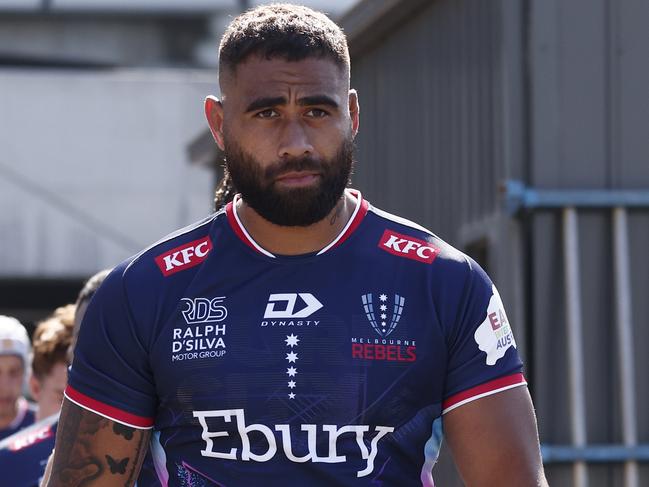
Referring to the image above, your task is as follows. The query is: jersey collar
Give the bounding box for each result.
[225,188,369,258]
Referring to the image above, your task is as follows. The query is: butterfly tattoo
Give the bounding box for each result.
[113,422,134,440]
[106,455,129,474]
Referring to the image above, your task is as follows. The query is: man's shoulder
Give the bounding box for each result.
[366,204,470,269]
[116,210,225,283]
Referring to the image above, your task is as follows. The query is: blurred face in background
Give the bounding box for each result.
[0,355,24,422]
[29,362,67,420]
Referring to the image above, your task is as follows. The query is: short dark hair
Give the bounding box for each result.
[219,3,350,78]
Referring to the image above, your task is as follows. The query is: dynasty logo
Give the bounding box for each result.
[260,293,323,327]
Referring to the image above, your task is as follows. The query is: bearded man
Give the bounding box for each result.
[45,4,547,486]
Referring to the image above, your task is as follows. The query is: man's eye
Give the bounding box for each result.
[306,108,328,118]
[255,109,278,118]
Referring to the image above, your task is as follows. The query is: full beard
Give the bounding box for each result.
[223,137,355,227]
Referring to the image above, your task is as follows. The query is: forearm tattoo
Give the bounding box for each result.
[45,401,150,487]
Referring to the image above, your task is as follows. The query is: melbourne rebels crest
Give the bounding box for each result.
[361,293,405,338]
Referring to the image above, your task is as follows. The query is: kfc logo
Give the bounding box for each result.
[155,237,213,276]
[378,230,439,264]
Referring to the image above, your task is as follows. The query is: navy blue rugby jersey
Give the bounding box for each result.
[0,413,57,487]
[0,398,36,441]
[66,189,525,486]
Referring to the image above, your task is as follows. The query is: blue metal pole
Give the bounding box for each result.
[542,445,649,464]
[504,180,649,213]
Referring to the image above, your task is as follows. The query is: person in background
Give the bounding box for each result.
[0,315,35,440]
[29,305,75,422]
[0,270,109,487]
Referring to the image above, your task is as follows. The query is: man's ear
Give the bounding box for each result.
[205,95,225,151]
[349,89,360,138]
[29,375,41,401]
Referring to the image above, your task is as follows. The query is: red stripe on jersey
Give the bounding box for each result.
[225,200,261,254]
[65,385,154,429]
[442,373,527,413]
[330,195,369,250]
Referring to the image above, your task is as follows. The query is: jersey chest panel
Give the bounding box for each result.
[147,251,446,484]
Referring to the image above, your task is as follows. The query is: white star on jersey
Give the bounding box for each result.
[380,304,387,311]
[287,367,297,377]
[286,351,298,363]
[288,392,296,399]
[285,334,299,347]
[288,380,296,389]
[379,294,388,301]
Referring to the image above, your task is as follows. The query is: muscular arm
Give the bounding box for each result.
[443,386,548,487]
[42,398,150,487]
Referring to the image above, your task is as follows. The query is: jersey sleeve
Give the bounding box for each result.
[442,257,526,414]
[65,265,156,429]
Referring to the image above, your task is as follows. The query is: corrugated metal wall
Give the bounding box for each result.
[530,1,649,485]
[352,0,504,242]
[347,0,649,485]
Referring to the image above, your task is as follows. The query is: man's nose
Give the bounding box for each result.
[277,120,314,159]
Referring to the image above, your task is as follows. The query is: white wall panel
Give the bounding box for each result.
[0,68,217,276]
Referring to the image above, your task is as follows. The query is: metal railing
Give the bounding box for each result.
[504,180,649,487]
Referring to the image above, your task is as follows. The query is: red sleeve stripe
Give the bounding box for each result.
[442,373,527,415]
[64,385,154,429]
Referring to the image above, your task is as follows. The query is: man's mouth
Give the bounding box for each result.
[274,171,321,187]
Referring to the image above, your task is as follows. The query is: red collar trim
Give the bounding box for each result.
[225,189,369,257]
[316,189,369,255]
[225,199,270,256]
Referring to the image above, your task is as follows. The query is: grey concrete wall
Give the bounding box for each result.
[0,68,217,276]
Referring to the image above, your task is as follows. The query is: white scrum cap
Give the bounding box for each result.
[0,315,30,366]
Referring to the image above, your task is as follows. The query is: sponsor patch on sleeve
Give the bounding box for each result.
[474,285,517,365]
[378,230,440,264]
[155,236,213,276]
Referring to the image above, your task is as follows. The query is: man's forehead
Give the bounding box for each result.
[222,56,347,100]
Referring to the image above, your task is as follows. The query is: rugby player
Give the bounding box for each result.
[0,271,109,486]
[0,315,35,441]
[45,4,548,486]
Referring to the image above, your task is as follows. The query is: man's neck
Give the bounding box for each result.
[236,190,356,255]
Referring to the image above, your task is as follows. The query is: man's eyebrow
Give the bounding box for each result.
[245,96,287,113]
[244,94,340,113]
[298,95,339,109]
